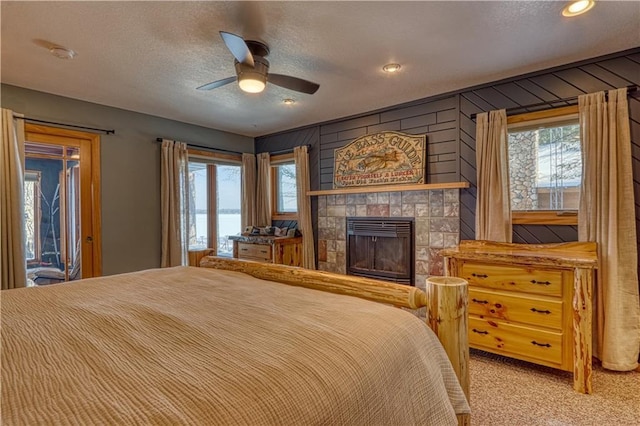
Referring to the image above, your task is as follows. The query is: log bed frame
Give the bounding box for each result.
[195,254,470,426]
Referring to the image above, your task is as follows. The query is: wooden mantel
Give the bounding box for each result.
[307,182,469,196]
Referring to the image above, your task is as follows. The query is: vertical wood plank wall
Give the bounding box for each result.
[255,48,640,277]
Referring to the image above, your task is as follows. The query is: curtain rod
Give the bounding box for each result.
[16,116,115,134]
[469,85,638,120]
[157,138,312,157]
[266,144,312,156]
[156,138,243,155]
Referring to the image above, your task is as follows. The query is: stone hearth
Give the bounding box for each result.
[317,188,461,292]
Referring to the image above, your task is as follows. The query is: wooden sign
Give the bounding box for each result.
[333,131,426,188]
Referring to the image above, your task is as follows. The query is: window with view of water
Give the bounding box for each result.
[188,161,241,256]
[508,117,581,211]
[216,164,241,255]
[188,162,208,250]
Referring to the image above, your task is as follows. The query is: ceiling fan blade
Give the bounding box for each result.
[196,76,237,91]
[268,74,320,94]
[219,31,255,67]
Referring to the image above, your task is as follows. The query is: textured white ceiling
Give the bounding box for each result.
[2,1,639,137]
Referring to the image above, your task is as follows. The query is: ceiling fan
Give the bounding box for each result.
[197,31,320,95]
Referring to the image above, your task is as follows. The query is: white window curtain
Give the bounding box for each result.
[0,108,26,289]
[256,153,271,227]
[160,139,189,267]
[241,153,257,229]
[294,145,316,270]
[578,88,640,371]
[475,109,512,242]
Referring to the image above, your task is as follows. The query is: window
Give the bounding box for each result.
[507,106,580,225]
[216,164,242,255]
[188,162,209,250]
[270,154,297,219]
[24,171,41,262]
[187,153,242,256]
[275,163,297,213]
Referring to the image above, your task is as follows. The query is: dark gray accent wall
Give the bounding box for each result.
[255,126,320,190]
[315,96,460,188]
[255,48,640,268]
[2,84,254,276]
[255,95,461,189]
[458,51,640,245]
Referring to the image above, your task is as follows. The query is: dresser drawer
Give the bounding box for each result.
[469,288,563,330]
[237,243,272,262]
[469,317,563,367]
[461,262,563,297]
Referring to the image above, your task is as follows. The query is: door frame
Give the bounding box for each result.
[24,124,102,277]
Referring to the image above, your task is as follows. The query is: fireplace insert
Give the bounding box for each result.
[346,217,414,285]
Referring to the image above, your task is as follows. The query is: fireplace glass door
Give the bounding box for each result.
[346,218,414,285]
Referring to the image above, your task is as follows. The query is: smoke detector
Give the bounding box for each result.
[49,46,76,60]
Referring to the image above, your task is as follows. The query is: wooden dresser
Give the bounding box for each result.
[229,236,303,267]
[441,240,597,393]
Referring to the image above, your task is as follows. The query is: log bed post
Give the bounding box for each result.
[426,276,470,426]
[188,249,215,267]
[198,257,471,424]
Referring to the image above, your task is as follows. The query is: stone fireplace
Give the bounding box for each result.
[317,188,461,293]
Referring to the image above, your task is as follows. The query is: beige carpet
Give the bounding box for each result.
[469,349,640,426]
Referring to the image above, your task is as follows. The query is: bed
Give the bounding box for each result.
[1,257,470,425]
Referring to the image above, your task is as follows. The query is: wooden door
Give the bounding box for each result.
[24,124,101,280]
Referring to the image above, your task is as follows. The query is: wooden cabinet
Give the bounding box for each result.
[230,236,303,267]
[441,240,597,394]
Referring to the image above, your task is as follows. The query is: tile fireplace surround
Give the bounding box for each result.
[316,188,461,293]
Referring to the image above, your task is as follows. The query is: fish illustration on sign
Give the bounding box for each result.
[356,150,402,172]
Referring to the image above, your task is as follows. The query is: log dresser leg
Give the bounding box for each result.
[573,267,593,394]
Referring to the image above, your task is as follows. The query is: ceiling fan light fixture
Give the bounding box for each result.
[198,32,320,95]
[562,0,595,17]
[235,57,269,93]
[238,75,266,93]
[283,98,296,105]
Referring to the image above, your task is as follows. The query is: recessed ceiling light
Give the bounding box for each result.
[382,63,402,73]
[283,98,296,105]
[562,0,595,17]
[49,46,76,60]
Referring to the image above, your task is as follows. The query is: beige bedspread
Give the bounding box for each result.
[1,266,469,425]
